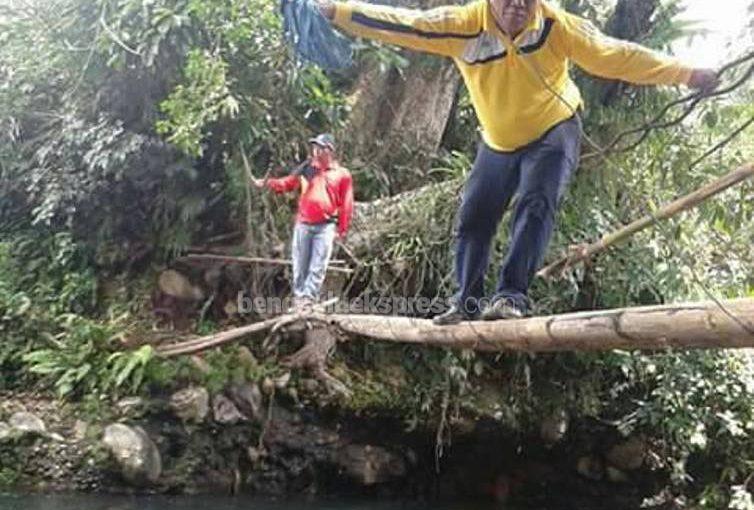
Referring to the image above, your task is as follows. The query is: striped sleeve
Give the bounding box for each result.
[557,11,693,86]
[332,1,480,57]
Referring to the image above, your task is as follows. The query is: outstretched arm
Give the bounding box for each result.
[318,0,478,58]
[557,11,719,91]
[252,174,300,194]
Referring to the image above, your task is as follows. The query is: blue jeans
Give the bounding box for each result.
[454,115,582,316]
[291,221,336,299]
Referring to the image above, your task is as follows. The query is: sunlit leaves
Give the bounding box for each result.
[156,49,237,157]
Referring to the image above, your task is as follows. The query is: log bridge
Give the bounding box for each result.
[159,297,754,358]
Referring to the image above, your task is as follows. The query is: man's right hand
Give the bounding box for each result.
[317,0,336,20]
[687,69,720,93]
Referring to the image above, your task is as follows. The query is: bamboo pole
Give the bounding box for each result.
[158,297,754,356]
[537,163,754,279]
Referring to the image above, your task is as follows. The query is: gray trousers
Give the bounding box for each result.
[291,222,336,299]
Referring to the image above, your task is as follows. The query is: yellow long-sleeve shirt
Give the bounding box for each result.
[332,0,693,152]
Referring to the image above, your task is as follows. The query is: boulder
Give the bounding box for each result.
[606,436,647,471]
[212,394,246,425]
[158,270,204,301]
[102,424,162,486]
[228,383,263,423]
[169,387,210,423]
[9,412,46,435]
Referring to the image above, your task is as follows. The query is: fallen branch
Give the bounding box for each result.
[181,253,352,273]
[157,297,754,356]
[537,163,754,279]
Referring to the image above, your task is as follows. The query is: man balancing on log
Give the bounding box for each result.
[252,134,354,312]
[316,0,719,324]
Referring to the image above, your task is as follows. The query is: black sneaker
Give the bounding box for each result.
[480,298,527,321]
[432,305,475,326]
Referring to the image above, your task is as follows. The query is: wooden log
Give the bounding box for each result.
[537,163,754,279]
[158,298,754,356]
[330,298,754,352]
[158,316,282,357]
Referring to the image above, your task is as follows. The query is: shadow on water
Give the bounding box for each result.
[0,495,512,510]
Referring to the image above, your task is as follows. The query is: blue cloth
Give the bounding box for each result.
[453,115,582,317]
[281,0,353,69]
[291,221,337,299]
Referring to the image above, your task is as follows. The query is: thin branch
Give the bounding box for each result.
[688,116,754,171]
[99,6,141,56]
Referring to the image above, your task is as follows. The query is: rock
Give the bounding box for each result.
[247,446,264,464]
[102,424,162,486]
[540,409,568,445]
[273,372,291,389]
[334,444,407,485]
[9,412,46,435]
[115,397,147,418]
[169,387,210,423]
[236,347,257,368]
[47,432,65,442]
[606,436,647,471]
[212,394,246,425]
[72,420,89,441]
[228,383,263,423]
[0,421,11,441]
[158,269,204,301]
[576,455,604,481]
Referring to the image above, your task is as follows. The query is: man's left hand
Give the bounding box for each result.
[688,69,720,93]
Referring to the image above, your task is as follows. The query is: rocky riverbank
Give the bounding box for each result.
[0,386,664,509]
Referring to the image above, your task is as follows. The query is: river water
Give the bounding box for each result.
[0,495,504,510]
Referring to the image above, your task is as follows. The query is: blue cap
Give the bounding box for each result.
[308,133,336,151]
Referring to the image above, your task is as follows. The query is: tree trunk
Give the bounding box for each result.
[600,0,660,105]
[341,0,463,195]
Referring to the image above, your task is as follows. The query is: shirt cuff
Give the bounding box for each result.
[677,66,694,86]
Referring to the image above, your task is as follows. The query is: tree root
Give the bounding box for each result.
[283,327,351,399]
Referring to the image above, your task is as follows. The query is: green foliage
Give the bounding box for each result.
[156,50,239,157]
[0,232,156,398]
[18,313,156,398]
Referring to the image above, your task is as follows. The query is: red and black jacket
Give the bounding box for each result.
[266,161,354,237]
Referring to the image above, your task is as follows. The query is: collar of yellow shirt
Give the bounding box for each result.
[482,1,544,54]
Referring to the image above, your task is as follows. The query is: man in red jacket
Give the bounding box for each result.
[252,134,354,310]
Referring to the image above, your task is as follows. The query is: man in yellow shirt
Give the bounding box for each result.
[318,0,718,324]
